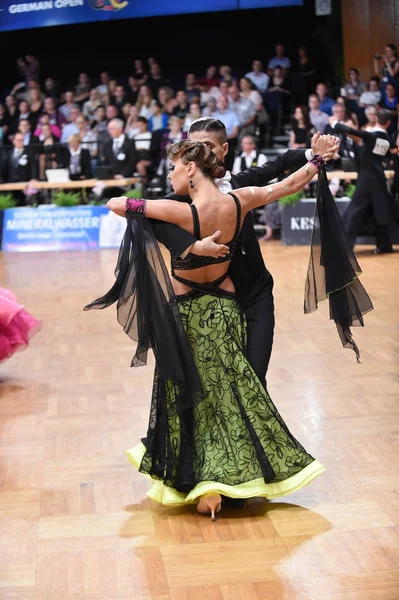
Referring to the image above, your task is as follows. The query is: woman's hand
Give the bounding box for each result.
[311,133,340,162]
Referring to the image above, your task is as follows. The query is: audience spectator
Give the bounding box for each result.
[60,107,81,143]
[363,105,378,131]
[156,115,187,187]
[132,60,147,84]
[83,88,102,122]
[228,84,256,139]
[219,65,236,86]
[107,79,117,104]
[125,105,141,138]
[59,91,78,122]
[137,85,155,119]
[185,74,201,103]
[289,105,314,149]
[76,114,98,161]
[292,46,316,103]
[245,60,270,93]
[380,82,399,114]
[18,118,40,148]
[374,44,399,92]
[359,77,382,107]
[75,73,91,105]
[105,104,120,124]
[308,93,329,133]
[232,134,267,174]
[43,97,64,127]
[38,122,59,179]
[0,103,8,142]
[173,90,190,120]
[213,95,240,140]
[16,55,40,83]
[34,113,61,140]
[204,65,219,88]
[342,68,366,100]
[111,84,127,114]
[44,77,59,100]
[58,133,92,180]
[1,132,37,202]
[202,97,218,118]
[183,101,202,132]
[148,100,169,132]
[147,63,170,95]
[268,43,291,75]
[315,82,335,115]
[103,118,136,179]
[96,72,110,103]
[5,95,20,138]
[133,117,152,180]
[335,96,359,128]
[26,89,43,128]
[158,86,176,115]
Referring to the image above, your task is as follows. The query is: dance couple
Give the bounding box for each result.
[85,118,372,519]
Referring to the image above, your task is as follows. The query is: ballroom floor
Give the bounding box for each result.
[1,242,398,600]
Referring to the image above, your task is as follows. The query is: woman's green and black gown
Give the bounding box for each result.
[85,193,325,505]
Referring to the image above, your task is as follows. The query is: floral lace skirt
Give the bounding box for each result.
[127,293,324,505]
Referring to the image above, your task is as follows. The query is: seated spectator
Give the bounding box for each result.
[103,118,136,179]
[137,85,155,119]
[232,134,267,174]
[359,77,382,107]
[43,97,65,128]
[0,103,8,142]
[91,105,108,160]
[289,105,314,149]
[183,100,202,132]
[18,118,40,148]
[374,44,399,92]
[267,43,291,75]
[57,133,92,180]
[213,95,240,140]
[76,114,98,161]
[362,105,378,130]
[147,63,171,96]
[105,104,120,125]
[185,73,201,103]
[204,65,219,88]
[228,84,256,139]
[75,73,90,105]
[292,46,316,103]
[59,90,78,122]
[266,66,289,92]
[126,75,140,105]
[125,105,141,138]
[239,76,263,109]
[156,115,187,187]
[18,100,33,127]
[121,103,132,123]
[219,65,236,86]
[380,82,399,114]
[336,96,359,128]
[308,94,329,133]
[96,72,110,104]
[112,84,128,114]
[44,77,59,101]
[60,107,80,143]
[133,117,152,180]
[107,79,117,104]
[83,88,102,123]
[173,90,190,120]
[34,113,61,140]
[132,60,148,85]
[38,122,59,179]
[27,89,43,128]
[245,60,270,93]
[148,100,169,132]
[4,95,19,138]
[342,68,366,101]
[158,86,176,115]
[315,82,335,115]
[202,97,218,118]
[1,132,37,203]
[198,79,215,105]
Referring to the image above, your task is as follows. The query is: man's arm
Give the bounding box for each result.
[234,148,308,187]
[334,122,375,141]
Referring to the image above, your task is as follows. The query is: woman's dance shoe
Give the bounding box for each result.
[197,494,222,521]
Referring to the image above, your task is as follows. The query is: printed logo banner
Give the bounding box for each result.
[1,205,126,252]
[0,0,303,31]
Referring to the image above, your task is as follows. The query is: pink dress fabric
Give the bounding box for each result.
[0,288,42,363]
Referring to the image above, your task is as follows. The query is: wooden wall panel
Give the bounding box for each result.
[341,0,398,81]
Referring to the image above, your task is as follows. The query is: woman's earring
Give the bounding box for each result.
[189,179,194,189]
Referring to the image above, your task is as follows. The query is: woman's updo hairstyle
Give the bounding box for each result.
[168,140,226,179]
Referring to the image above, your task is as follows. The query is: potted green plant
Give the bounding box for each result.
[0,194,17,250]
[53,191,81,207]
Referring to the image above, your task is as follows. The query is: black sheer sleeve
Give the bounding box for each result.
[83,212,204,408]
[304,165,374,361]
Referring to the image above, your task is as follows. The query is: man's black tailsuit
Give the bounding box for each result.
[149,149,309,388]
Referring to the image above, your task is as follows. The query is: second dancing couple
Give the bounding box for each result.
[85,119,372,519]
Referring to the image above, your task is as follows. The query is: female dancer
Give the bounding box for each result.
[84,137,354,519]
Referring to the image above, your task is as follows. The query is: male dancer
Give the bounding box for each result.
[150,117,339,387]
[334,110,395,254]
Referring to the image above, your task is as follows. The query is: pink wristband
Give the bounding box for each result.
[125,197,147,214]
[309,154,325,171]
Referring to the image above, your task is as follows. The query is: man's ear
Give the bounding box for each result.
[222,142,229,157]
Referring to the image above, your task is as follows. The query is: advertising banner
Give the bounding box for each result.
[1,205,126,252]
[0,0,303,31]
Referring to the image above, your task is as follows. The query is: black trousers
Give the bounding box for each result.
[242,275,275,390]
[345,185,392,251]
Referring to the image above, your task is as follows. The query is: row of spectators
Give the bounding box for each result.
[1,44,399,198]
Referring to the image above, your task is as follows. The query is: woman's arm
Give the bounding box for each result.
[107,197,193,230]
[235,155,325,213]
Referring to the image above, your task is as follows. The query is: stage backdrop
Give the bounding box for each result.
[0,0,303,32]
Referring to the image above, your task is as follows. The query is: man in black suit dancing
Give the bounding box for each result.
[334,110,395,254]
[150,118,339,389]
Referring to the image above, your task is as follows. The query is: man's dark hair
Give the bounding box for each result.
[349,67,359,76]
[137,116,148,124]
[377,109,393,127]
[188,117,227,144]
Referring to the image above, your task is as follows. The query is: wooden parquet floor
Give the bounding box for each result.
[0,243,398,600]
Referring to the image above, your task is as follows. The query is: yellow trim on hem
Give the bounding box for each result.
[126,443,325,507]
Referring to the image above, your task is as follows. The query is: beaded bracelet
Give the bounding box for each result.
[125,197,147,215]
[309,154,326,171]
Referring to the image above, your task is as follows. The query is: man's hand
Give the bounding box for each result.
[311,132,340,162]
[188,231,229,259]
[114,174,123,179]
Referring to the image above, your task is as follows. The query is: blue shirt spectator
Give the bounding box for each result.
[316,83,335,116]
